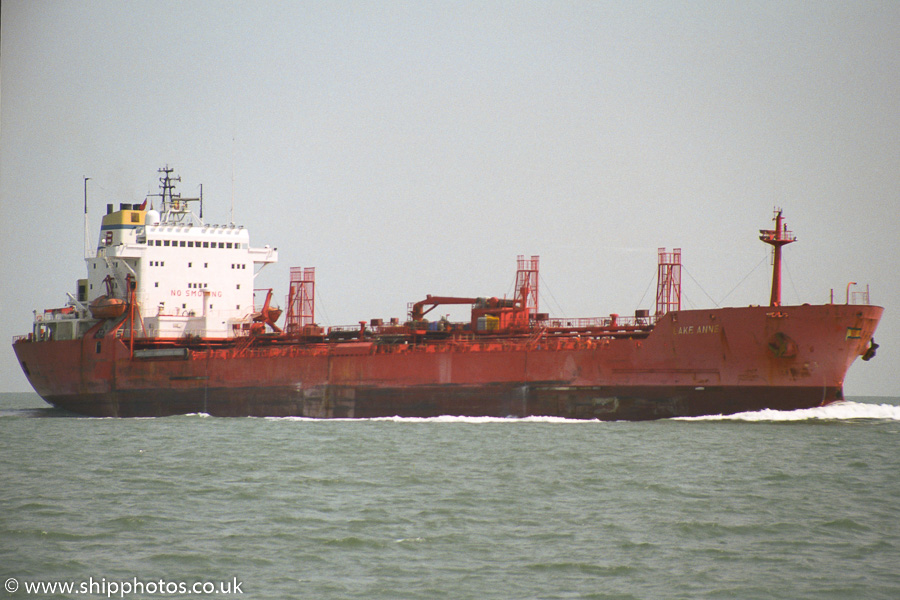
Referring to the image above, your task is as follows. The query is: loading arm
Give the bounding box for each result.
[410,295,479,321]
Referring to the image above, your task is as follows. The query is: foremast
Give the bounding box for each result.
[759,208,796,307]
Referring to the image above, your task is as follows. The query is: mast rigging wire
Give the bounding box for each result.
[717,254,769,306]
[682,266,720,307]
[538,274,565,316]
[635,270,657,311]
[782,256,802,305]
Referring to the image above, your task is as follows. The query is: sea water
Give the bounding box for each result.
[1,392,898,599]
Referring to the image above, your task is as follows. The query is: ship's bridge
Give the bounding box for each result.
[83,168,278,340]
[86,216,277,339]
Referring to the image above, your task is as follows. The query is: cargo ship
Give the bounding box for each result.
[12,168,882,419]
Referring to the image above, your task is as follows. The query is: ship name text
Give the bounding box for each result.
[673,324,721,335]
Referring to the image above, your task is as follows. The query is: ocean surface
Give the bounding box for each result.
[1,392,898,600]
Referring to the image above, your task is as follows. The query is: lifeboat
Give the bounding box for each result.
[89,296,127,320]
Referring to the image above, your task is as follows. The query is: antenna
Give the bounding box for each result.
[152,166,201,224]
[83,176,92,258]
[230,134,236,225]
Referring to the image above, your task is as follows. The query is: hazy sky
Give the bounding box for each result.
[2,1,897,395]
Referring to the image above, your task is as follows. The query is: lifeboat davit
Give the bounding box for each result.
[251,289,283,333]
[251,307,282,333]
[89,296,127,320]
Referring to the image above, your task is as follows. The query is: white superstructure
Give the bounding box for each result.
[36,167,277,341]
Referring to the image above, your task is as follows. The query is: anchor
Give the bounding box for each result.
[862,338,879,361]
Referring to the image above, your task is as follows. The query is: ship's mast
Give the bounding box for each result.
[83,176,91,258]
[151,165,202,225]
[759,208,796,307]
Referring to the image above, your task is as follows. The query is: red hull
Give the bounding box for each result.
[12,303,882,420]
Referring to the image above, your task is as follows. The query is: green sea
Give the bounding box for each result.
[2,392,898,599]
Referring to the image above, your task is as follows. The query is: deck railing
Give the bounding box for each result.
[849,285,871,305]
[544,314,656,330]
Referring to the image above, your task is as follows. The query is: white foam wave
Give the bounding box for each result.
[267,415,591,424]
[374,415,588,424]
[265,402,900,424]
[677,401,900,422]
[97,412,212,420]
